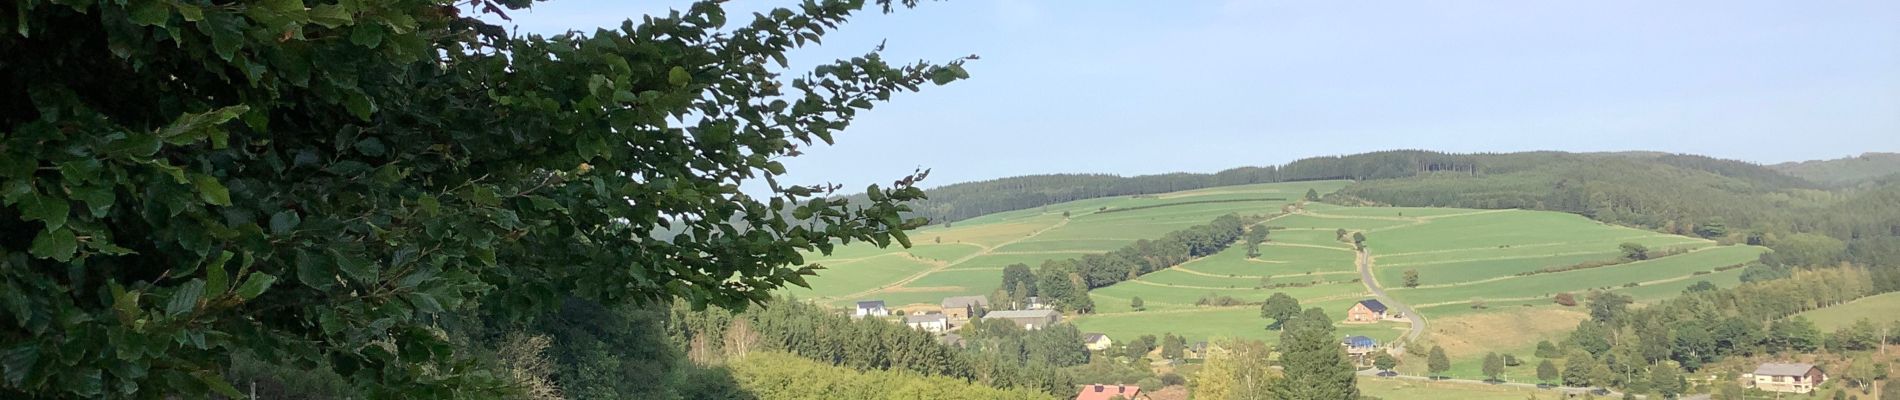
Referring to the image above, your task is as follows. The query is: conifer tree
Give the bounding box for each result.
[1272,308,1359,399]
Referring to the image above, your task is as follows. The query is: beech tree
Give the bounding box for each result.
[1373,352,1397,374]
[1427,346,1451,378]
[1260,292,1301,330]
[0,0,969,397]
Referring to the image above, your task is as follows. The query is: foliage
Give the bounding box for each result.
[1272,308,1358,400]
[999,214,1250,312]
[1373,352,1398,373]
[1562,351,1594,387]
[1192,339,1277,400]
[727,352,1056,400]
[1160,334,1185,360]
[1426,346,1451,378]
[1129,296,1144,311]
[1536,359,1558,385]
[1553,293,1578,307]
[1534,341,1560,358]
[1619,243,1650,260]
[1260,292,1302,330]
[1403,270,1421,288]
[1,0,971,396]
[674,298,1075,396]
[1481,352,1505,382]
[1769,152,1900,187]
[1244,227,1269,259]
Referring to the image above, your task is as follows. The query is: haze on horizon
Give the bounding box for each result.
[502,0,1900,190]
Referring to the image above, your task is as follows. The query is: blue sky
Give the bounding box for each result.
[500,0,1900,190]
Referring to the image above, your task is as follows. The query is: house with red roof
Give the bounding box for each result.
[1075,384,1145,400]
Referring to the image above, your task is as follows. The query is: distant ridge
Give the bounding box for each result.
[1769,152,1900,186]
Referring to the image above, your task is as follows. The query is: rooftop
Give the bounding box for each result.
[1075,384,1141,400]
[1083,333,1108,342]
[856,300,885,308]
[1342,335,1376,347]
[905,314,947,324]
[1357,299,1388,313]
[1753,363,1819,376]
[984,309,1060,319]
[941,295,989,308]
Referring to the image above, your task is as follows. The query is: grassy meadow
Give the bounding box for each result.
[782,180,1350,309]
[1793,291,1900,330]
[789,182,1772,386]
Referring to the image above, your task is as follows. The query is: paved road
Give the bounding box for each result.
[1355,369,1643,398]
[1356,248,1425,343]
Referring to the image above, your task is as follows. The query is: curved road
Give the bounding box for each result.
[1356,248,1425,344]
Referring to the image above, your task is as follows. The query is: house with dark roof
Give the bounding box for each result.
[940,295,989,320]
[1346,299,1388,323]
[1075,384,1145,400]
[1187,341,1209,359]
[854,300,888,318]
[1082,333,1113,351]
[983,309,1061,330]
[1747,363,1824,393]
[1341,335,1377,366]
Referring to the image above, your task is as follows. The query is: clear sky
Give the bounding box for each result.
[499,0,1900,190]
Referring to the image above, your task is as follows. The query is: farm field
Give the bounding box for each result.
[790,183,1772,384]
[1357,379,1555,400]
[1071,203,1769,382]
[1793,291,1900,330]
[780,180,1350,309]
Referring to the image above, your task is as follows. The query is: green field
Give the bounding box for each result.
[780,181,1350,308]
[788,182,1767,385]
[1793,291,1900,330]
[1358,379,1559,400]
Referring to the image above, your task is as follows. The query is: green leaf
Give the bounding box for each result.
[235,273,277,301]
[343,92,375,120]
[351,22,384,48]
[128,1,172,26]
[28,227,77,262]
[353,137,386,157]
[190,174,231,206]
[111,287,141,324]
[335,252,379,284]
[20,193,69,231]
[70,185,115,218]
[295,251,335,290]
[193,370,244,398]
[668,66,690,86]
[102,133,162,158]
[205,257,230,299]
[173,2,204,22]
[2,343,39,387]
[404,292,443,314]
[309,4,352,28]
[165,279,204,316]
[269,210,301,235]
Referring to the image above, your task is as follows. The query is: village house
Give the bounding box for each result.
[1341,335,1377,366]
[1082,333,1113,351]
[1345,299,1388,323]
[983,309,1062,330]
[1187,342,1209,359]
[940,295,989,320]
[1074,384,1146,400]
[1746,363,1825,394]
[854,300,888,318]
[905,313,949,333]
